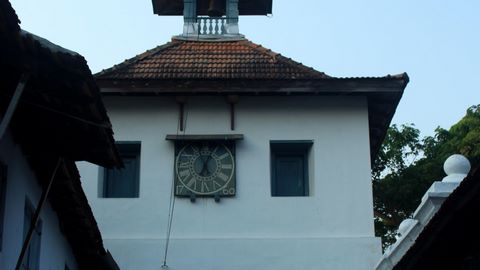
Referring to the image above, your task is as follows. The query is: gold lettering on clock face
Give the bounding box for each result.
[175,142,235,195]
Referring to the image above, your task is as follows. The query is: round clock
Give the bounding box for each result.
[175,142,235,195]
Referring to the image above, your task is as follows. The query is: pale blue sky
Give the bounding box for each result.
[11,0,480,137]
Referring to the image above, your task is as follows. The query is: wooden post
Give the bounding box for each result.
[176,96,187,132]
[230,103,235,130]
[226,95,239,131]
[0,73,29,141]
[179,103,185,131]
[15,158,62,270]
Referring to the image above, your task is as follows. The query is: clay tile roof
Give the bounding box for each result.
[96,38,330,80]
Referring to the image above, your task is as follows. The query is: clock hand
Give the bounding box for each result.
[200,166,207,176]
[200,155,213,176]
[204,155,213,174]
[197,154,208,175]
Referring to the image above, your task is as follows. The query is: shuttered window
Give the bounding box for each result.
[103,142,141,198]
[22,199,42,270]
[0,162,6,251]
[270,141,312,197]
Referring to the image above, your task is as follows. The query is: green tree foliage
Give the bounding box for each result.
[373,105,480,249]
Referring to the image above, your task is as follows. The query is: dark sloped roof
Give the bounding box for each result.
[1,1,119,269]
[0,0,20,34]
[1,3,121,168]
[96,38,330,80]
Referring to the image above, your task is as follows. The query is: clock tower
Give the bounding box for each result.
[151,0,272,39]
[77,0,409,269]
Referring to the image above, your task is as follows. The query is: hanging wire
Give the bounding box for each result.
[161,169,176,269]
[161,26,193,265]
[161,101,190,269]
[161,109,181,269]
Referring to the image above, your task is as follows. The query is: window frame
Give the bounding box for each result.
[23,198,42,270]
[101,142,141,198]
[0,161,7,251]
[270,140,313,197]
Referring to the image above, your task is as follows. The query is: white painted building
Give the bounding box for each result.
[1,3,120,269]
[78,0,409,269]
[0,132,79,270]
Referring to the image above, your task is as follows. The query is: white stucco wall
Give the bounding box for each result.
[0,131,79,270]
[78,95,381,270]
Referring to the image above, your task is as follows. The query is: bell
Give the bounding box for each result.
[207,0,224,17]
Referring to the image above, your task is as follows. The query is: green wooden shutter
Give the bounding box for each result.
[274,155,305,196]
[103,142,140,198]
[22,200,42,270]
[0,162,6,251]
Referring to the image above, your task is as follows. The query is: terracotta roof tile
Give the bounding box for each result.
[96,39,330,80]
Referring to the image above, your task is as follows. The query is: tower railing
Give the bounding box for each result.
[197,16,227,35]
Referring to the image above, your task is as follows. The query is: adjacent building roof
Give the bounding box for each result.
[96,38,409,161]
[1,2,121,168]
[1,1,120,268]
[393,166,480,270]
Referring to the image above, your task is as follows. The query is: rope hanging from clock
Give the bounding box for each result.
[162,85,190,269]
[162,16,198,267]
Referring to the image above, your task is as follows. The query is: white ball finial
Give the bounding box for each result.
[396,218,416,240]
[442,154,471,183]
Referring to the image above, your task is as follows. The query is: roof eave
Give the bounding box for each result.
[96,74,408,94]
[97,74,409,162]
[1,27,122,168]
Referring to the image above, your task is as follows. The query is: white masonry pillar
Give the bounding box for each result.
[183,0,198,36]
[225,0,239,35]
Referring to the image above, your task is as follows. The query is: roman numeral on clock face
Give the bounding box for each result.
[186,177,196,188]
[179,169,190,177]
[178,162,190,168]
[201,182,210,193]
[221,164,233,169]
[218,172,229,182]
[217,153,230,160]
[213,180,223,189]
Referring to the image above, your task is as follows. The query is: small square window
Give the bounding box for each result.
[270,141,312,197]
[102,142,141,198]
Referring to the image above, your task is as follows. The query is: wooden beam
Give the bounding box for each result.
[176,96,187,132]
[165,134,244,141]
[0,73,29,141]
[226,95,239,131]
[15,158,62,270]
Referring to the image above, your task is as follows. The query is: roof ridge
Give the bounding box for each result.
[95,40,181,78]
[240,39,331,78]
[240,39,280,58]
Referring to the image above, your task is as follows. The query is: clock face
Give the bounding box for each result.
[175,142,236,196]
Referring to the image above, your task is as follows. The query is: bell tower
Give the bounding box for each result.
[183,0,240,38]
[151,0,272,39]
